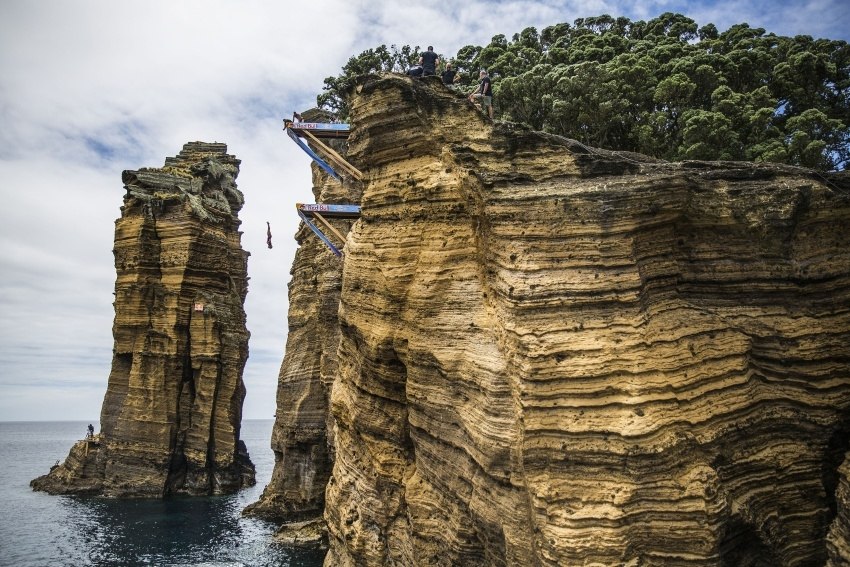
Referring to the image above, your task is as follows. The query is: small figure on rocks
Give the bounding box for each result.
[469,69,494,119]
[87,423,94,439]
[419,46,439,76]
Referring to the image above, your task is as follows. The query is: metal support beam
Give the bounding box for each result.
[300,129,363,180]
[313,212,347,244]
[297,209,343,257]
[286,127,341,180]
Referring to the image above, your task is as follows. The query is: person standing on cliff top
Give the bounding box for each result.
[419,46,439,76]
[469,69,493,119]
[441,63,458,86]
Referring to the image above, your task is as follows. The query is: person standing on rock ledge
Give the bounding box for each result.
[441,63,458,87]
[469,69,493,119]
[86,423,94,439]
[419,46,439,76]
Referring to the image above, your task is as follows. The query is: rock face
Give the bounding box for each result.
[258,75,850,565]
[245,108,360,529]
[32,142,255,497]
[827,452,850,565]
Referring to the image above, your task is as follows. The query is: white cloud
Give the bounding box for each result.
[0,0,847,421]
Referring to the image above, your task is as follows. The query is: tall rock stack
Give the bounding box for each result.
[314,76,850,565]
[32,142,255,497]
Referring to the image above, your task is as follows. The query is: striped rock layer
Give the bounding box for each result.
[31,142,255,497]
[827,453,850,565]
[315,76,850,566]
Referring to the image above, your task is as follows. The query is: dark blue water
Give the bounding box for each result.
[0,420,326,567]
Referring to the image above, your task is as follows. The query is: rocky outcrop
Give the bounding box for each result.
[318,75,850,566]
[32,142,255,497]
[245,108,360,532]
[250,75,850,565]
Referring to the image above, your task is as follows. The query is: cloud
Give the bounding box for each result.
[0,0,847,421]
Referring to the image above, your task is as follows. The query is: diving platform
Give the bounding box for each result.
[284,120,362,182]
[287,121,351,139]
[296,203,361,257]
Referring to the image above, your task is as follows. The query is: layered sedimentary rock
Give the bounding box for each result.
[322,76,850,566]
[827,452,850,565]
[32,142,255,497]
[245,109,360,531]
[255,75,850,565]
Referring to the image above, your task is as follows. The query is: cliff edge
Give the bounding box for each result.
[256,75,850,565]
[32,142,255,497]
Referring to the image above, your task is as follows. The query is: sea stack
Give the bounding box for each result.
[32,142,255,497]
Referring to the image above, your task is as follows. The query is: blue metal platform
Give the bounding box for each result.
[296,203,361,257]
[287,121,351,139]
[283,120,361,181]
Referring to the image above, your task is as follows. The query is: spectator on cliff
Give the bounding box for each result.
[419,46,439,76]
[469,69,493,119]
[87,423,94,439]
[441,63,457,87]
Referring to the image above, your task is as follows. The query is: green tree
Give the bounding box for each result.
[786,108,849,169]
[316,44,424,118]
[317,14,850,170]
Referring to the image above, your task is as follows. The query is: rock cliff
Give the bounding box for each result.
[245,109,360,533]
[827,453,850,565]
[32,142,255,497]
[256,75,850,565]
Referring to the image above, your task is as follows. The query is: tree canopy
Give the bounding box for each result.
[318,13,850,171]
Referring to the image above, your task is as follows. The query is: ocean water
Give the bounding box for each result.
[0,420,326,567]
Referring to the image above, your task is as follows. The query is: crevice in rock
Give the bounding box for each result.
[719,516,779,567]
[824,418,850,518]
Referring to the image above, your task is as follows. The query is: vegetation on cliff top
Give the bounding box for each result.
[317,12,850,171]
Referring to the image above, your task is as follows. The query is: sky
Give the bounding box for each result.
[1,0,848,422]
